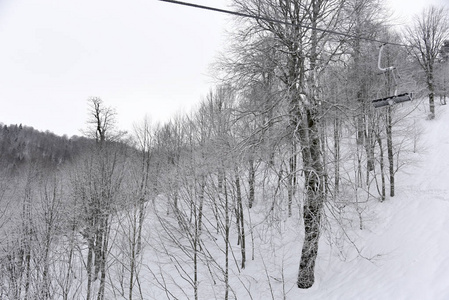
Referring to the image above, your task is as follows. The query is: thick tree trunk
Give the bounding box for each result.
[297,0,325,288]
[297,109,325,289]
[429,91,435,119]
[297,186,323,288]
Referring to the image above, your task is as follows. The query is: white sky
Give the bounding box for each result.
[0,0,447,137]
[387,0,448,25]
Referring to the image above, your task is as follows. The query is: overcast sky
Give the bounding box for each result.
[0,0,447,137]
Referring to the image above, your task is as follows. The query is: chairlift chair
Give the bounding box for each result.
[371,44,412,108]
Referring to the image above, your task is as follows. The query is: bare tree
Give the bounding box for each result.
[405,6,449,119]
[227,0,348,289]
[75,98,129,300]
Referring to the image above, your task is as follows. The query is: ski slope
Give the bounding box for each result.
[297,103,449,300]
[121,101,449,300]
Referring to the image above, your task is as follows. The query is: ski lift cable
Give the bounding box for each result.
[158,0,413,108]
[158,0,409,48]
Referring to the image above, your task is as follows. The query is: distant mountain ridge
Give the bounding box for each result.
[0,123,92,171]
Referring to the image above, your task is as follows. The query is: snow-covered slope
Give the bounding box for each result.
[123,102,449,300]
[298,103,449,300]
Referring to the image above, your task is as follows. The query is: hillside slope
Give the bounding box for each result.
[298,103,449,300]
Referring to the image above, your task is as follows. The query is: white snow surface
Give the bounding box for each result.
[297,103,449,300]
[135,102,449,300]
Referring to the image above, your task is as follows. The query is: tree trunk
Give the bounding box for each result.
[86,237,94,300]
[386,107,394,197]
[193,201,199,300]
[97,216,110,300]
[364,125,375,174]
[333,115,340,196]
[129,211,137,300]
[136,198,145,255]
[224,178,230,300]
[288,144,297,217]
[297,0,325,288]
[428,67,436,119]
[376,134,386,201]
[248,159,255,209]
[22,188,32,300]
[297,109,324,289]
[234,171,246,269]
[198,175,205,234]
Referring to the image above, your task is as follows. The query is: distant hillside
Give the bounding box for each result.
[0,123,92,171]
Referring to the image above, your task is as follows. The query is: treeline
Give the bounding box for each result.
[0,84,419,299]
[0,124,92,172]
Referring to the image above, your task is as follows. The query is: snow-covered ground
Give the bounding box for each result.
[46,101,449,300]
[297,103,449,300]
[136,101,449,300]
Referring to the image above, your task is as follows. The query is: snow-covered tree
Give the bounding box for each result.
[405,6,449,119]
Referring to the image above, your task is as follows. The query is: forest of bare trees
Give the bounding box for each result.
[0,0,448,299]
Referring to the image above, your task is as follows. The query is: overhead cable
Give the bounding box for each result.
[158,0,408,47]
